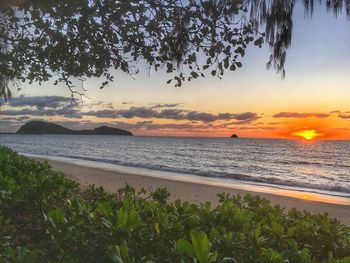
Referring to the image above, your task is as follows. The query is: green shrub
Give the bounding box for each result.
[0,146,349,262]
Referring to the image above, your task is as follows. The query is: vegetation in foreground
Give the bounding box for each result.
[0,146,349,262]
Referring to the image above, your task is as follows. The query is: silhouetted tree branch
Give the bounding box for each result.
[0,0,349,101]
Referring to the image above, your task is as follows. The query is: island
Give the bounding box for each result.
[230,133,238,138]
[16,121,133,136]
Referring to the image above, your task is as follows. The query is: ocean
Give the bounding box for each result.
[1,134,349,197]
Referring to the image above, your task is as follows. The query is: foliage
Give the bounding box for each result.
[0,146,350,262]
[1,0,350,101]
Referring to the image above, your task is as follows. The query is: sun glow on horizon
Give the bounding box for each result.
[292,129,322,140]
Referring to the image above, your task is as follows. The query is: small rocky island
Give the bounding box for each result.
[230,133,238,138]
[17,121,133,136]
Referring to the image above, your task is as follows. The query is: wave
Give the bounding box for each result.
[276,160,350,168]
[51,154,350,196]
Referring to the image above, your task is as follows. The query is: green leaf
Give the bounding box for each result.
[96,201,113,216]
[48,208,66,225]
[177,239,194,258]
[107,245,125,263]
[191,230,215,263]
[116,207,140,231]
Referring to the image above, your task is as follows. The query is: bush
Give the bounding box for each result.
[0,146,349,262]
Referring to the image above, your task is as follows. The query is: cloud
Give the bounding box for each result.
[85,107,158,119]
[266,122,280,125]
[1,95,73,109]
[186,111,218,122]
[83,101,114,109]
[1,95,259,124]
[273,112,329,118]
[0,116,32,131]
[151,103,182,108]
[157,109,184,120]
[1,116,31,121]
[185,111,259,122]
[0,120,20,126]
[0,95,83,119]
[136,121,154,125]
[339,114,350,119]
[1,108,83,119]
[85,107,260,123]
[329,111,350,119]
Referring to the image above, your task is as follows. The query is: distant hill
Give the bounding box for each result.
[230,133,238,138]
[17,121,133,136]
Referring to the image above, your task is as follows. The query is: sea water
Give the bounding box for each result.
[1,135,349,197]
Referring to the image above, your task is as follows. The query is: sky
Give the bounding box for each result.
[1,1,350,139]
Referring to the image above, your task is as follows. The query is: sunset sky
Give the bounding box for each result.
[1,1,350,139]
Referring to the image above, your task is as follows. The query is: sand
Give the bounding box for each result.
[34,157,350,225]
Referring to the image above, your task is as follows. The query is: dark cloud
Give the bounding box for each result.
[151,103,182,108]
[232,112,260,121]
[121,107,159,119]
[157,109,184,120]
[225,120,255,125]
[1,95,73,109]
[1,95,259,124]
[136,121,153,125]
[85,107,260,123]
[84,101,114,109]
[140,123,208,130]
[273,112,329,118]
[0,120,20,126]
[85,107,158,119]
[1,116,31,121]
[186,111,218,122]
[332,111,350,119]
[1,108,83,119]
[339,114,350,119]
[266,122,280,125]
[0,95,83,119]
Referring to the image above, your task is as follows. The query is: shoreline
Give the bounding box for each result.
[32,156,350,225]
[27,153,350,203]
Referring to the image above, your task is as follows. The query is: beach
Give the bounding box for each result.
[34,157,350,225]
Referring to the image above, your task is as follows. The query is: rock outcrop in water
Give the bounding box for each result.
[17,121,133,136]
[230,133,238,138]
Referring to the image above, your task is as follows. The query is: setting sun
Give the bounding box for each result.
[292,129,321,140]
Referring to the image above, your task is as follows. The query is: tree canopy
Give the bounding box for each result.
[0,0,349,101]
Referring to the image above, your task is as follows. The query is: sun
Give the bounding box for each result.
[292,129,321,140]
